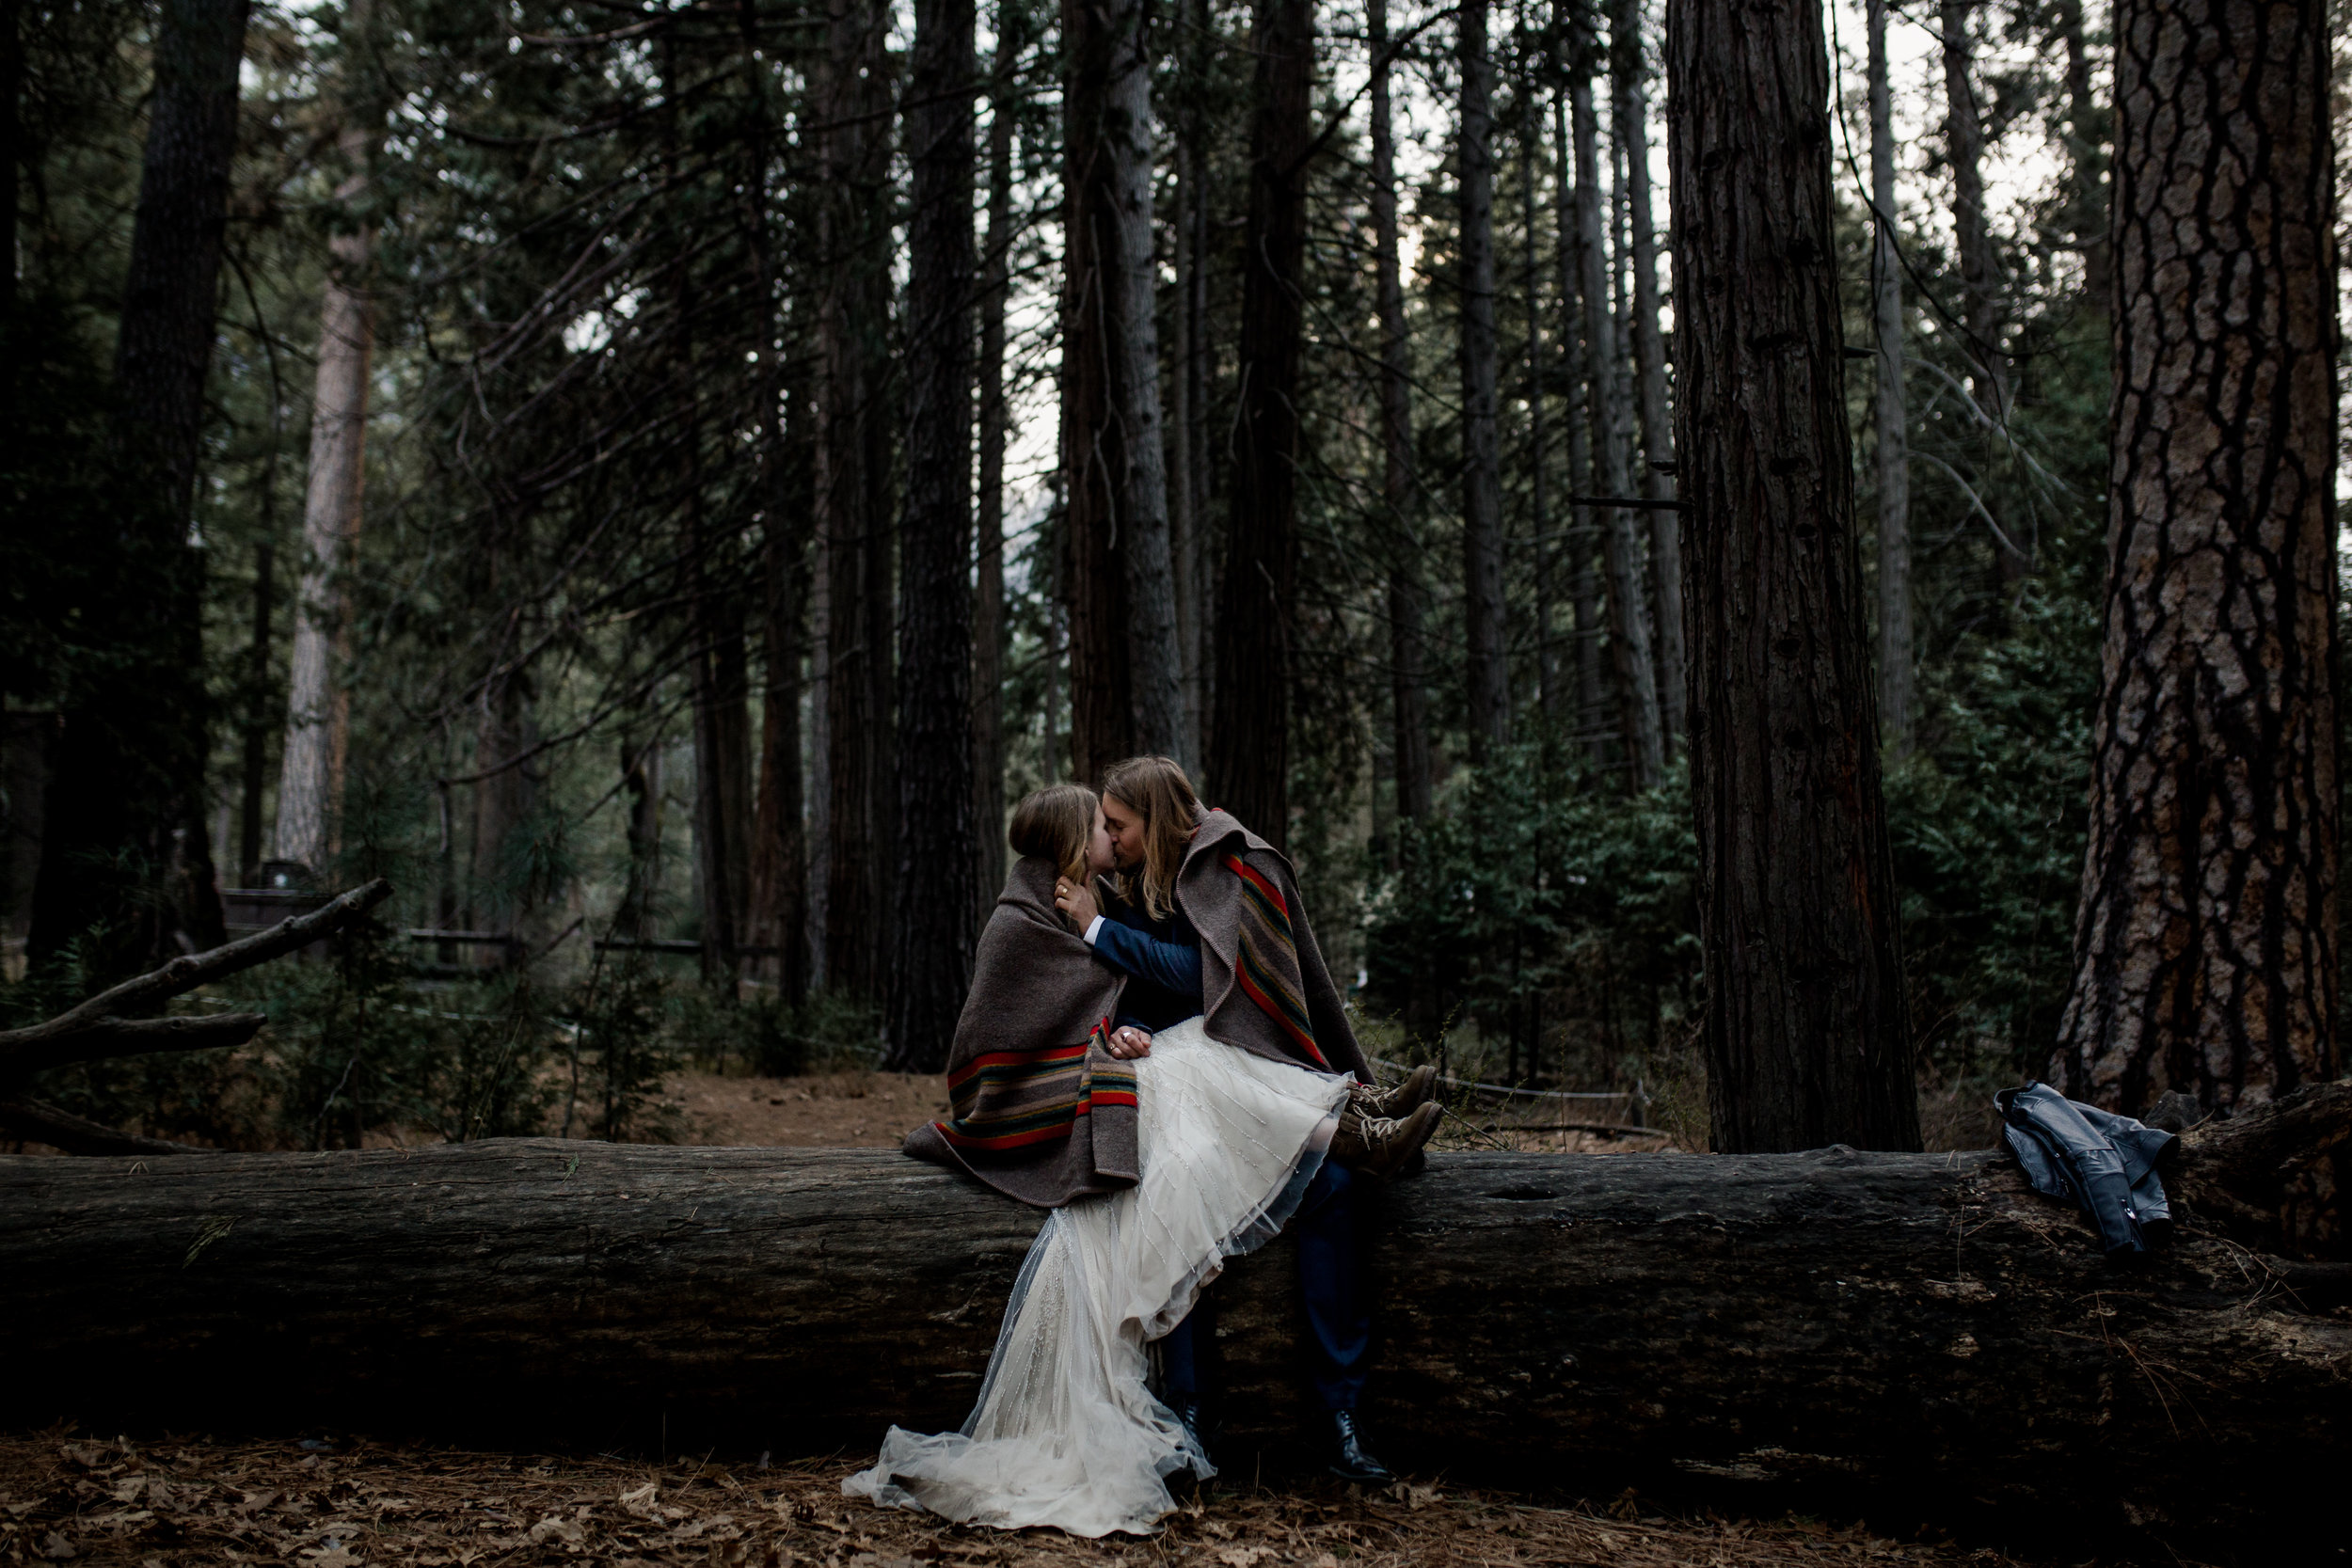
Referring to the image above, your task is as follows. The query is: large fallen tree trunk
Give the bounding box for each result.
[3,1089,2347,1560]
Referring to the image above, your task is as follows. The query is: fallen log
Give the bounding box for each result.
[2,1089,2346,1560]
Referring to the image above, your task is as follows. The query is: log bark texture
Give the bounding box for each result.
[3,1114,2346,1556]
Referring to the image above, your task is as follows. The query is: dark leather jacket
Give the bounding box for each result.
[1995,1082,2177,1257]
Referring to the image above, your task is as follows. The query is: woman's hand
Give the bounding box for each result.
[1055,876,1102,928]
[1106,1026,1152,1060]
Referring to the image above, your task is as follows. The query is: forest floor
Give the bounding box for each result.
[7,1072,2046,1565]
[0,1432,2060,1568]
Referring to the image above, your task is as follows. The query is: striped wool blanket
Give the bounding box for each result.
[1179,810,1373,1085]
[902,856,1140,1208]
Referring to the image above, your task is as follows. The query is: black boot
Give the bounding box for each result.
[1326,1410,1394,1484]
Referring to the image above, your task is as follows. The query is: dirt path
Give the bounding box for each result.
[0,1433,2049,1568]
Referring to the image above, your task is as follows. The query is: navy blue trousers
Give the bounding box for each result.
[1157,1160,1368,1412]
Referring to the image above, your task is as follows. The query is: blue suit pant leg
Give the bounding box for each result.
[1156,1160,1369,1411]
[1295,1159,1371,1412]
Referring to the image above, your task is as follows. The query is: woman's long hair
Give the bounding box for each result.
[1008,784,1100,895]
[1102,756,1203,923]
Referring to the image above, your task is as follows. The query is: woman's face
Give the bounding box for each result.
[1085,806,1120,877]
[1101,795,1148,871]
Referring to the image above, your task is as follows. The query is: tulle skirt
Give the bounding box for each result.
[844,1016,1350,1537]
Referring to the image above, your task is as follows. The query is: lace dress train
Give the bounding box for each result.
[844,1017,1350,1537]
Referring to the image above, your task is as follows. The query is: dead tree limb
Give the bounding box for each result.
[0,879,393,1151]
[1,1084,2345,1556]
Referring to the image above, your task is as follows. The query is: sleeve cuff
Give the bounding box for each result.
[1084,914,1105,945]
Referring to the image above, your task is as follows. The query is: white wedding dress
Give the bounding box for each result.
[844,1016,1351,1537]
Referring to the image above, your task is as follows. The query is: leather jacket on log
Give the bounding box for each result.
[1995,1082,2177,1257]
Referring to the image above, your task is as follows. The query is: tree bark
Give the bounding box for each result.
[817,0,895,999]
[886,0,980,1072]
[1061,0,1134,784]
[1371,0,1429,824]
[1061,0,1180,778]
[6,1089,2349,1557]
[1665,0,1918,1153]
[29,0,248,974]
[1554,98,1608,770]
[689,530,742,990]
[1455,0,1508,758]
[274,0,378,877]
[1613,0,1682,754]
[1570,28,1662,788]
[1518,79,1552,732]
[2048,0,2339,1118]
[1103,0,1183,763]
[1178,0,1214,766]
[750,510,808,1004]
[2051,0,2107,317]
[972,8,1016,905]
[1867,0,1911,753]
[1207,0,1311,849]
[237,541,275,882]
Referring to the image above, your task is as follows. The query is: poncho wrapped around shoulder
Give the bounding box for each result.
[902,857,1139,1208]
[1176,810,1372,1085]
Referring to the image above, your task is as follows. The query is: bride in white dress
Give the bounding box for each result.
[844,782,1354,1537]
[847,1017,1349,1536]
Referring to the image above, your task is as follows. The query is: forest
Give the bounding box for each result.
[4,0,2351,1558]
[0,0,2341,1161]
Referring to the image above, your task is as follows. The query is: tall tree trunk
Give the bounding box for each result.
[1455,0,1508,758]
[689,537,741,990]
[886,0,980,1072]
[1179,0,1214,765]
[972,7,1016,903]
[1570,29,1662,788]
[2051,0,2107,317]
[1061,0,1132,784]
[1518,77,1553,731]
[1103,0,1183,760]
[1665,0,1919,1152]
[751,521,808,1003]
[1371,0,1429,823]
[28,0,247,973]
[468,658,536,942]
[273,2,377,877]
[1207,0,1312,847]
[617,733,662,942]
[2048,0,2339,1117]
[1613,0,1682,753]
[1555,99,1608,771]
[739,0,806,1003]
[1940,0,2005,424]
[236,540,274,883]
[1868,0,1911,753]
[1061,0,1180,779]
[818,0,894,999]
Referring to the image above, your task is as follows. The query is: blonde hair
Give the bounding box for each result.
[1102,756,1203,923]
[1009,784,1100,890]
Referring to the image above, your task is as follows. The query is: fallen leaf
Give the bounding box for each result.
[301,1549,358,1568]
[617,1481,660,1519]
[528,1515,586,1546]
[40,1532,76,1560]
[1215,1548,1273,1568]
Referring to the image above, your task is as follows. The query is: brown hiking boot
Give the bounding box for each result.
[1330,1101,1441,1180]
[1349,1063,1438,1120]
